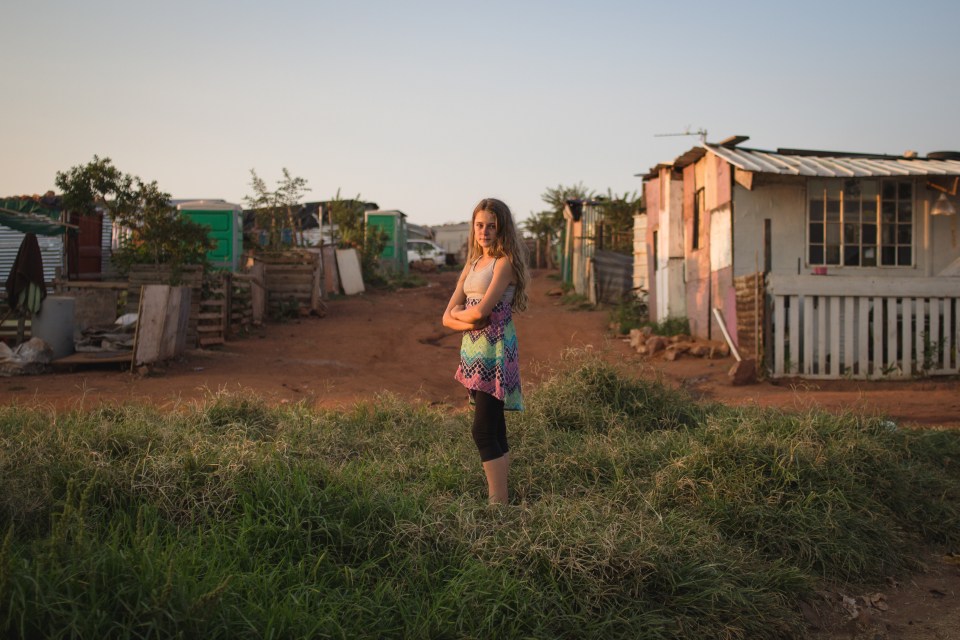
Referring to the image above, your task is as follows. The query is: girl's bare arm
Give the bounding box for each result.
[451,259,514,324]
[442,264,485,331]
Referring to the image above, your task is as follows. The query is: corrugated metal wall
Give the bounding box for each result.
[592,250,633,305]
[0,227,64,287]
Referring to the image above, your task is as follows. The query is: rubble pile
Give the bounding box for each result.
[626,326,731,361]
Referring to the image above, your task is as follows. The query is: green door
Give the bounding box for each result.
[181,209,234,268]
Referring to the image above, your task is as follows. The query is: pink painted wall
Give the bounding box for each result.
[678,155,740,345]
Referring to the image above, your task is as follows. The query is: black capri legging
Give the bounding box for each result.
[471,390,509,462]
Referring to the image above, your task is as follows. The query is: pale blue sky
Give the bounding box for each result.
[3,0,959,226]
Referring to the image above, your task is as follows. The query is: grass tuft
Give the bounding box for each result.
[1,351,958,638]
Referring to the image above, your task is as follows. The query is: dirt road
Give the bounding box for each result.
[2,267,959,638]
[1,268,958,429]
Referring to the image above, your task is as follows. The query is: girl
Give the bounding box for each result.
[442,198,529,505]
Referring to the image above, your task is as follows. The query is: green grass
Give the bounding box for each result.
[2,352,958,638]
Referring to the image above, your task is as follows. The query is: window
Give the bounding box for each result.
[652,230,659,271]
[692,188,703,250]
[808,179,912,267]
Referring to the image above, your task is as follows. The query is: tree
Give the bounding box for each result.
[326,189,367,248]
[541,182,594,227]
[326,189,386,283]
[523,211,557,268]
[55,156,214,277]
[595,189,642,255]
[244,168,311,250]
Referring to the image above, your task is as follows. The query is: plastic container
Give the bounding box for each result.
[31,295,76,360]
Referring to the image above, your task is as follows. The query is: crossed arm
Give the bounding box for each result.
[442,260,515,331]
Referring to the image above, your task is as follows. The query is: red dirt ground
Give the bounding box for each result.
[2,268,958,638]
[2,268,958,430]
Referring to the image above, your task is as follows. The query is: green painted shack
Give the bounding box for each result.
[174,200,243,271]
[365,209,408,274]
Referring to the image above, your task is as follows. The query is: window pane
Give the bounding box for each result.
[862,198,877,221]
[809,198,824,222]
[861,180,878,201]
[844,245,860,265]
[881,246,896,265]
[898,201,912,221]
[863,246,877,266]
[809,245,824,264]
[863,223,877,244]
[827,200,840,222]
[882,182,897,200]
[898,224,912,243]
[809,222,824,243]
[826,198,841,222]
[897,246,911,265]
[882,225,896,245]
[845,203,860,224]
[881,201,896,223]
[843,223,860,243]
[826,222,841,244]
[826,245,841,265]
[899,182,912,200]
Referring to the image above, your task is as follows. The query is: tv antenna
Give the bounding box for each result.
[655,127,708,143]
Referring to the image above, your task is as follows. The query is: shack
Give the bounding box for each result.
[640,136,960,379]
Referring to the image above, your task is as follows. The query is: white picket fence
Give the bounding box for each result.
[768,275,960,379]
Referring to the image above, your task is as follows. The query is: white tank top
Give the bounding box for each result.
[464,258,515,303]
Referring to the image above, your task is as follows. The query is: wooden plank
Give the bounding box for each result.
[768,274,960,297]
[53,350,132,365]
[844,297,854,376]
[930,298,940,373]
[872,297,883,378]
[803,296,814,375]
[57,281,128,291]
[159,287,180,360]
[887,298,898,376]
[830,296,841,378]
[858,297,869,377]
[173,287,191,355]
[953,298,960,371]
[774,295,785,376]
[902,298,912,377]
[944,299,954,371]
[263,282,315,292]
[312,250,322,311]
[789,295,800,374]
[915,299,926,374]
[816,296,827,376]
[134,285,169,366]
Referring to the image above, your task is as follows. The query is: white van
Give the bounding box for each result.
[407,239,446,265]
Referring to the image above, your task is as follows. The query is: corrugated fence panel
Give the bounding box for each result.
[0,228,63,286]
[592,250,633,305]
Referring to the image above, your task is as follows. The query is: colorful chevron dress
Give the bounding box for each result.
[454,258,523,411]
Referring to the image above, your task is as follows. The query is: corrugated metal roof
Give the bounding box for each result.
[705,144,960,178]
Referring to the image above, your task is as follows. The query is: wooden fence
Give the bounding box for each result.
[254,250,323,318]
[127,265,204,347]
[768,275,960,379]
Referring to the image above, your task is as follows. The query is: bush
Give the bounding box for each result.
[609,292,649,335]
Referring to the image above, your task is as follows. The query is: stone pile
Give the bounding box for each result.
[627,326,731,361]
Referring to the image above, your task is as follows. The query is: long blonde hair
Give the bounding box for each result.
[467,198,529,311]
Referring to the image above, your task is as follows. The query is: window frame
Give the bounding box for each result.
[806,178,914,268]
[692,187,703,250]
